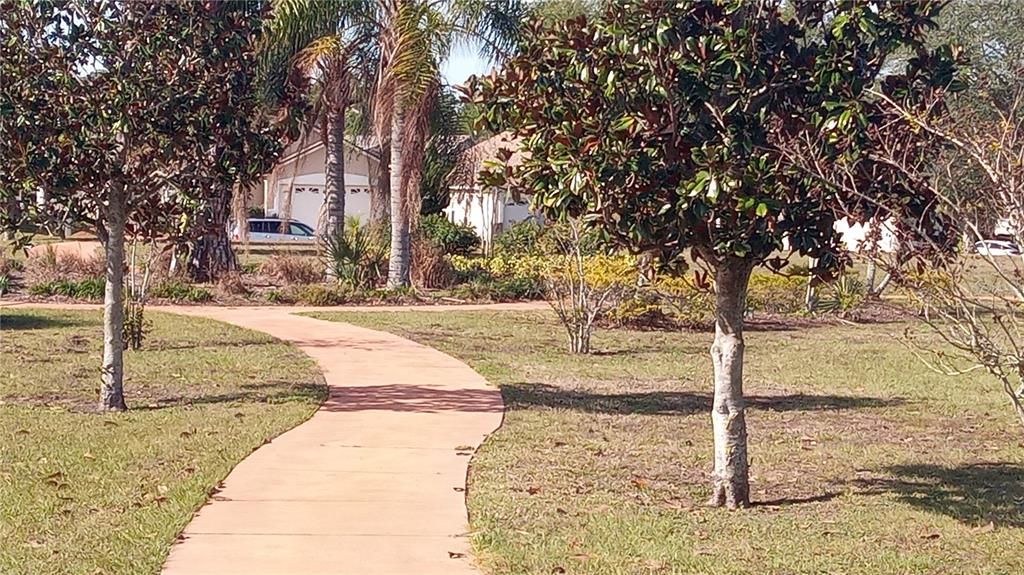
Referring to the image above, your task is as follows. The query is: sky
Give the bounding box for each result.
[441,45,492,87]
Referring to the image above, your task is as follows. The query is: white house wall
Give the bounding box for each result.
[833,218,897,253]
[446,188,499,248]
[262,141,379,232]
[445,187,540,252]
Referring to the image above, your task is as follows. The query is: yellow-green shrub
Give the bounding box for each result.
[746,273,807,314]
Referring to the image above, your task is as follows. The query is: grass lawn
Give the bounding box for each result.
[311,310,1024,575]
[0,308,325,575]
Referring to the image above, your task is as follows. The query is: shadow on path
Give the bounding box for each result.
[318,384,504,414]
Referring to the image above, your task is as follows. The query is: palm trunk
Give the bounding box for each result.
[324,106,347,239]
[387,109,410,288]
[708,259,753,509]
[324,106,347,279]
[189,183,237,282]
[370,143,391,224]
[99,182,128,412]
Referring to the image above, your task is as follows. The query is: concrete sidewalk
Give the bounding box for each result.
[153,308,504,574]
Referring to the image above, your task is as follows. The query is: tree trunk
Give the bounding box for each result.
[323,106,347,279]
[370,143,391,224]
[99,183,128,412]
[387,109,410,288]
[708,259,753,509]
[189,183,237,282]
[864,258,877,295]
[324,106,347,239]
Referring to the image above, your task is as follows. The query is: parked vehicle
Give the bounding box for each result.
[233,218,317,242]
[974,239,1021,256]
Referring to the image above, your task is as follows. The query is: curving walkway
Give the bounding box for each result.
[164,307,504,574]
[4,303,515,574]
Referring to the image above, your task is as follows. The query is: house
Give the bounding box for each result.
[444,133,540,251]
[253,132,382,232]
[833,218,898,253]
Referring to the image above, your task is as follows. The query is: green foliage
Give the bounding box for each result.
[0,252,23,275]
[150,281,213,303]
[1,1,295,243]
[294,284,346,306]
[465,0,963,276]
[264,289,292,304]
[746,274,808,316]
[493,220,544,256]
[122,301,150,351]
[0,274,10,296]
[321,217,388,289]
[814,274,867,314]
[452,276,544,302]
[420,88,470,215]
[28,278,105,300]
[419,214,481,255]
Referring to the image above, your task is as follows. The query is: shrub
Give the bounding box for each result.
[264,289,291,304]
[29,278,105,299]
[449,255,493,283]
[813,274,865,314]
[151,280,213,302]
[746,273,808,315]
[260,254,321,285]
[452,275,545,302]
[0,252,23,275]
[321,216,388,288]
[419,214,481,256]
[542,222,637,353]
[122,300,150,350]
[0,274,10,295]
[217,272,249,296]
[240,261,261,274]
[493,219,543,256]
[25,245,105,284]
[294,284,346,306]
[608,275,715,329]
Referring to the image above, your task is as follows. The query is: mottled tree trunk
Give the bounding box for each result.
[190,183,237,282]
[324,107,347,239]
[708,259,753,509]
[99,182,128,412]
[370,143,391,224]
[864,258,877,295]
[387,110,410,288]
[323,107,347,279]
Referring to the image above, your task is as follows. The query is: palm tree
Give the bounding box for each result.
[375,0,525,287]
[259,0,379,248]
[262,0,523,287]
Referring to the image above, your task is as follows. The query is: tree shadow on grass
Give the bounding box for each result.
[0,313,89,331]
[852,463,1024,527]
[135,381,326,410]
[503,383,903,416]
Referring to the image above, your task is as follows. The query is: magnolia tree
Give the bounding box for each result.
[1,0,286,410]
[465,0,959,508]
